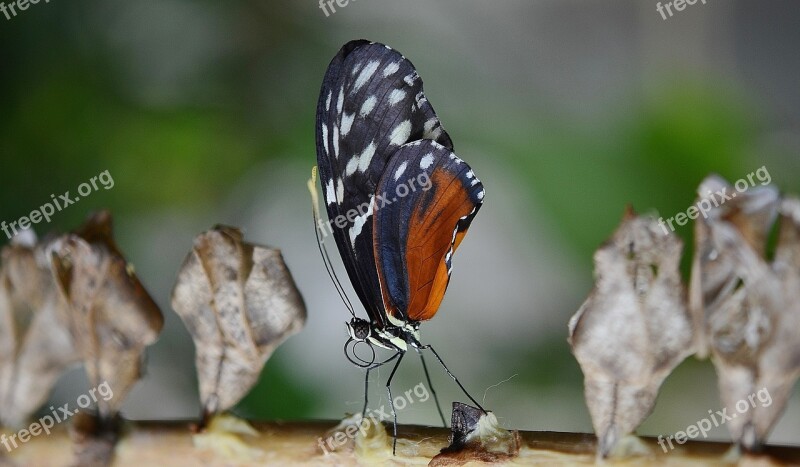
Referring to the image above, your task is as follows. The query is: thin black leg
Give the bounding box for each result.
[362,366,371,419]
[361,352,400,419]
[418,350,447,427]
[421,345,487,414]
[385,351,405,455]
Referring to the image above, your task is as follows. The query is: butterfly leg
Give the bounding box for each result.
[421,344,487,414]
[362,365,371,419]
[417,349,447,427]
[385,350,405,455]
[361,351,401,418]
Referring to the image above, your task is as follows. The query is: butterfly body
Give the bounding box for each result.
[346,316,419,353]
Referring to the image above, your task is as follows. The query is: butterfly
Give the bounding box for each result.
[311,39,487,451]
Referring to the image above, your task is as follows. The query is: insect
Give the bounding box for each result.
[311,39,487,453]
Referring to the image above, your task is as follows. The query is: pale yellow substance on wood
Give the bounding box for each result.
[2,422,798,466]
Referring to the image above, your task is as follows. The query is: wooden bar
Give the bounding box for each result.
[3,420,799,466]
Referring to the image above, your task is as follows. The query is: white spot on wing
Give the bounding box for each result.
[336,178,345,203]
[340,113,355,137]
[336,87,344,114]
[420,154,435,170]
[344,141,376,176]
[345,155,359,176]
[326,91,332,111]
[321,123,329,155]
[349,196,375,247]
[360,96,377,117]
[358,142,376,173]
[353,60,380,93]
[444,226,459,274]
[351,61,363,76]
[333,126,340,158]
[325,179,335,205]
[423,118,437,133]
[388,89,406,106]
[394,161,408,181]
[389,120,412,146]
[426,127,443,140]
[477,190,485,200]
[443,206,479,274]
[383,62,400,77]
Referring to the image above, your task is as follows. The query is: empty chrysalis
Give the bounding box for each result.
[689,175,800,450]
[51,211,164,420]
[689,174,780,359]
[430,403,520,466]
[569,207,693,458]
[171,226,306,425]
[0,231,78,428]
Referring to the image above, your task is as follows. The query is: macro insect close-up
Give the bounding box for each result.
[1,1,799,466]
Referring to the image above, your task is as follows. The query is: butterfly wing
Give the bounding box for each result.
[373,141,484,322]
[316,40,452,327]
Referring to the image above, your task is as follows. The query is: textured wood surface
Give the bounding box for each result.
[2,420,799,466]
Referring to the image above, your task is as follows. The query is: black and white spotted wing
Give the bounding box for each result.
[315,40,453,328]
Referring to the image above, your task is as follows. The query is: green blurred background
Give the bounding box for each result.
[1,0,798,445]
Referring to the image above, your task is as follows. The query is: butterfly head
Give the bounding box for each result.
[344,317,379,367]
[346,317,372,342]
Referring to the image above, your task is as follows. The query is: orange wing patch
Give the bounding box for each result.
[404,169,477,321]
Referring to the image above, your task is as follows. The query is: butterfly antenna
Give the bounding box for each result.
[308,166,356,317]
[319,233,356,315]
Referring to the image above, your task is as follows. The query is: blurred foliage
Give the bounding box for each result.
[503,79,761,268]
[236,355,317,420]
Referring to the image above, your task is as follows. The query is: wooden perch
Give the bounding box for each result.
[2,420,799,466]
